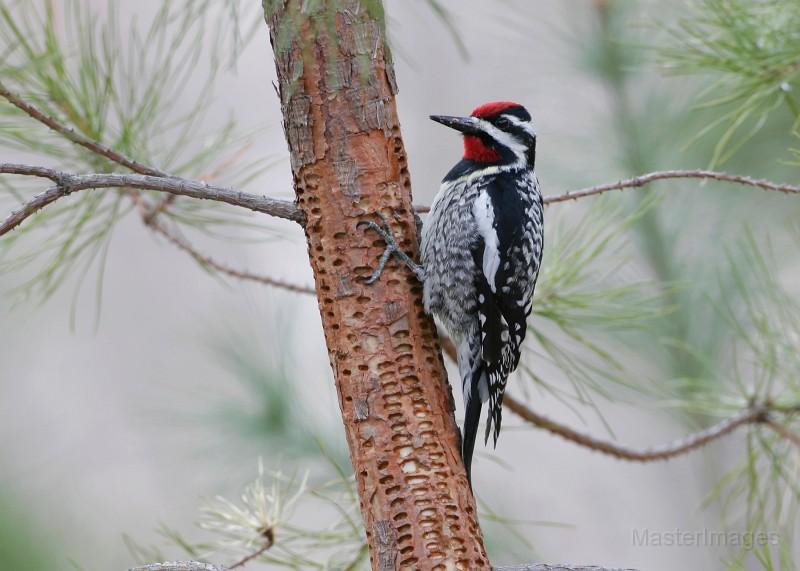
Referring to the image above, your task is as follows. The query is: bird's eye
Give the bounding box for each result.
[496,117,511,129]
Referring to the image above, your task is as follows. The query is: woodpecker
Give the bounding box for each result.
[361,101,544,484]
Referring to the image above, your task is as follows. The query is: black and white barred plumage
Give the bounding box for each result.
[421,101,544,483]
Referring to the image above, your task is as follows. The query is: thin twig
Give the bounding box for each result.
[0,163,71,182]
[0,80,168,177]
[228,532,275,569]
[769,402,800,415]
[763,417,800,449]
[0,165,302,236]
[144,194,177,223]
[127,192,314,295]
[128,531,274,571]
[543,169,800,204]
[504,396,766,462]
[154,224,315,294]
[438,333,789,462]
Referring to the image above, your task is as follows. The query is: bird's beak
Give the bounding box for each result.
[430,115,480,135]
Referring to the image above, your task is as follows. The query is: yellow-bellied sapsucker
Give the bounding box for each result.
[361,101,544,485]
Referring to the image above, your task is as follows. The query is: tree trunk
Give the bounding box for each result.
[264,1,490,569]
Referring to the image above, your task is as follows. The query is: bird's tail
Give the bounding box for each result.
[457,330,486,487]
[462,374,483,488]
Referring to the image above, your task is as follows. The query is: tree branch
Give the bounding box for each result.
[228,533,274,569]
[543,169,800,204]
[127,192,314,295]
[763,417,800,449]
[145,218,313,294]
[504,396,768,462]
[438,334,797,462]
[0,165,302,236]
[128,529,274,571]
[8,163,798,252]
[1,163,312,295]
[5,162,800,238]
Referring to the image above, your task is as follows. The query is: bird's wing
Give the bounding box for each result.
[471,173,540,443]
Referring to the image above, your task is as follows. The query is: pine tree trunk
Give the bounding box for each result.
[264,1,490,569]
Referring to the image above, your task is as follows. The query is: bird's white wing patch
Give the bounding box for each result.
[473,191,500,293]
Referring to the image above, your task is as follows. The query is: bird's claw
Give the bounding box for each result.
[359,212,424,284]
[363,245,396,284]
[357,212,395,244]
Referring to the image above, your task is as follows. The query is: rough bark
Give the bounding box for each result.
[264,1,490,570]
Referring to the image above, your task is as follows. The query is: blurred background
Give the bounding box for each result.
[1,1,798,570]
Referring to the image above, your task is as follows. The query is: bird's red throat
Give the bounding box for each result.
[463,135,500,163]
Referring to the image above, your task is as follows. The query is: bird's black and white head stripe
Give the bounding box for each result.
[431,101,536,170]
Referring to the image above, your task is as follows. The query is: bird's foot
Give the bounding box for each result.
[358,212,425,284]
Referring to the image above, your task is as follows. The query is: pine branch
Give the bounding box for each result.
[543,170,800,204]
[145,217,313,294]
[0,165,302,236]
[228,532,274,569]
[503,396,768,462]
[439,334,797,461]
[0,80,167,177]
[127,192,314,295]
[2,84,312,294]
[129,532,274,571]
[763,417,800,449]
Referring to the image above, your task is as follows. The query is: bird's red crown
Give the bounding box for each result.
[471,100,522,118]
